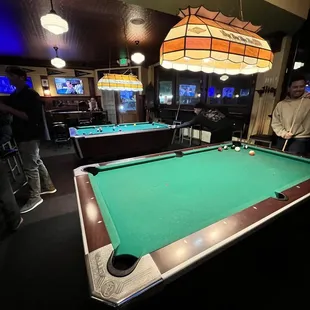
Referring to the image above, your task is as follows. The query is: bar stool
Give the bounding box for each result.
[171,121,182,144]
[1,140,21,181]
[181,125,202,146]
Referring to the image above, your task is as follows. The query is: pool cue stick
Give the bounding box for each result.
[282,97,304,152]
[171,102,182,144]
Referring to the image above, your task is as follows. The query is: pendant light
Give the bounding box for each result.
[51,46,66,68]
[40,0,69,35]
[160,5,273,75]
[131,41,145,65]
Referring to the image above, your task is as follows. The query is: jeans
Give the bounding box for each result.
[0,161,20,228]
[276,137,310,156]
[18,140,54,199]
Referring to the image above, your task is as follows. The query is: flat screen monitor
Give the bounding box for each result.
[0,76,33,94]
[179,84,196,97]
[54,77,84,95]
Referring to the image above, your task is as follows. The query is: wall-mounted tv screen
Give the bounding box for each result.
[54,77,84,95]
[179,84,196,97]
[222,87,235,98]
[0,76,33,94]
[208,86,216,97]
[240,89,250,97]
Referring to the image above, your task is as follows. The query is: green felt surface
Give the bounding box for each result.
[74,122,168,136]
[89,145,310,257]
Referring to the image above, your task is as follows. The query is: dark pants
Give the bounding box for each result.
[0,161,20,229]
[276,137,310,156]
[18,140,54,199]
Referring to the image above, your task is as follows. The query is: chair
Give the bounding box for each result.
[52,123,70,147]
[231,119,245,141]
[181,125,202,146]
[250,134,273,148]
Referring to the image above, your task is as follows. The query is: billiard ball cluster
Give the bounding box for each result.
[218,144,255,156]
[96,127,103,133]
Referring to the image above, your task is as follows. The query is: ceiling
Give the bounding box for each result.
[124,0,306,36]
[0,0,179,68]
[0,0,306,69]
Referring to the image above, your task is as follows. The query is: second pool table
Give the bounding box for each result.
[69,122,173,160]
[74,144,310,306]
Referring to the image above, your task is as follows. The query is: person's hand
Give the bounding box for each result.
[303,92,310,99]
[283,132,293,139]
[0,103,9,112]
[170,125,176,129]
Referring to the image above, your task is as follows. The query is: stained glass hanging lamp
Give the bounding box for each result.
[160,6,273,75]
[97,73,143,92]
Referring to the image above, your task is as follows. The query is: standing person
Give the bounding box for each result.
[271,75,310,155]
[0,66,56,214]
[88,97,98,111]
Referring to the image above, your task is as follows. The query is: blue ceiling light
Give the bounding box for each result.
[0,4,23,56]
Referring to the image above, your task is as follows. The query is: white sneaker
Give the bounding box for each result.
[20,197,43,214]
[40,188,57,195]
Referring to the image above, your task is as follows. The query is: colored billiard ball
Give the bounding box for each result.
[218,147,223,152]
[83,133,86,135]
[223,146,228,150]
[235,146,241,152]
[119,129,122,132]
[231,145,235,149]
[89,132,93,135]
[249,150,255,156]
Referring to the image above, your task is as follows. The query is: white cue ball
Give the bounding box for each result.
[235,146,241,152]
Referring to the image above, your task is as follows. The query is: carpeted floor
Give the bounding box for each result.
[0,144,309,309]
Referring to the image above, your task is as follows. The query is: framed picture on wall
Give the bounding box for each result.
[41,79,49,87]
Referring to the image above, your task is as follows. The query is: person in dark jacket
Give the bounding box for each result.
[173,102,232,133]
[0,160,23,234]
[0,66,56,214]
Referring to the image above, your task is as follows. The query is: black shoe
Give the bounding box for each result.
[12,217,23,231]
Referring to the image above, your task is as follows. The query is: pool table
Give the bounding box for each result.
[69,122,173,160]
[74,144,310,306]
